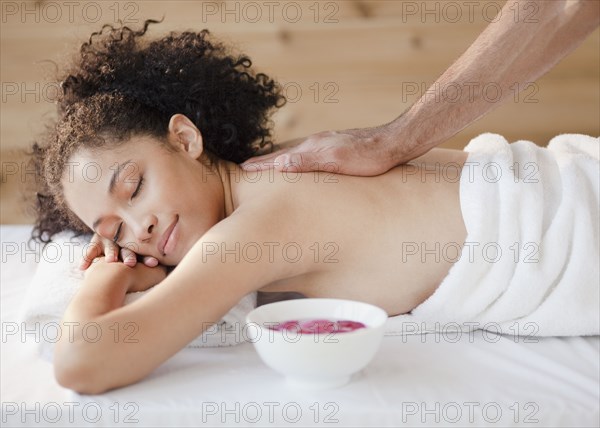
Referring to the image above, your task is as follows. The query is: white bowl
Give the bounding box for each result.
[245,298,388,390]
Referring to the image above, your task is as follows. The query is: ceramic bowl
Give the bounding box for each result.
[245,298,388,390]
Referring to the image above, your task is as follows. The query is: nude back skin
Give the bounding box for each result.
[221,148,469,316]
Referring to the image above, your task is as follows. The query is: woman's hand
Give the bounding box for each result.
[84,256,168,293]
[55,256,168,392]
[79,233,159,270]
[240,126,401,176]
[126,261,168,293]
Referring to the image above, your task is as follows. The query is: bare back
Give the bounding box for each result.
[230,148,469,316]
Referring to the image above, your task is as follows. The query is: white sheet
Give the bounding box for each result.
[2,225,599,427]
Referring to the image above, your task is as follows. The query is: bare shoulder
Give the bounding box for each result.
[237,167,329,218]
[200,190,312,286]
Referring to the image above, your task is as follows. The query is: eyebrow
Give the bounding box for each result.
[92,159,133,231]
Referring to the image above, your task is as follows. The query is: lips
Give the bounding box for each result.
[157,214,179,256]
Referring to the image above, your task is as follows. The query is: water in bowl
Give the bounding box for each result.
[267,318,366,334]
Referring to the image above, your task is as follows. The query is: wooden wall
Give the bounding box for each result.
[1,0,599,223]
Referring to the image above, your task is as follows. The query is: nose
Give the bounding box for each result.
[133,214,157,242]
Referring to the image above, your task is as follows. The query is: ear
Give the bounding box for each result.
[167,114,204,159]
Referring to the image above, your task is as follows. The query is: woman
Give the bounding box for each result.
[30,20,597,395]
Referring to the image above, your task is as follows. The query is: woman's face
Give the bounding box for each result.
[61,116,226,266]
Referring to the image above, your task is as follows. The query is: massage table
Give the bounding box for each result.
[2,224,599,427]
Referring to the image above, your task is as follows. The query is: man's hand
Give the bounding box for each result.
[80,233,159,270]
[240,127,403,177]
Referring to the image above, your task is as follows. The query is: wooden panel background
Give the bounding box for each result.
[1,0,599,223]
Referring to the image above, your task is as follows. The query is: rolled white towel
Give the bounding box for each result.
[387,133,600,337]
[18,231,257,362]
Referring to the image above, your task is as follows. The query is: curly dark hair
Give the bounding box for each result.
[27,18,286,246]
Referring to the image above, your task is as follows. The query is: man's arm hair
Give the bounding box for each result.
[387,0,600,161]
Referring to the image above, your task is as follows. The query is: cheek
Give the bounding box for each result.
[60,181,95,225]
[155,159,218,219]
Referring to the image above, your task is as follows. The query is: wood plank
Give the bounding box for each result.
[0,0,509,29]
[3,7,598,81]
[3,76,597,148]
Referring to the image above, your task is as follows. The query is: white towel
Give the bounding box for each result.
[19,232,257,362]
[387,133,600,337]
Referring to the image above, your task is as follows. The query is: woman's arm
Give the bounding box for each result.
[54,212,296,394]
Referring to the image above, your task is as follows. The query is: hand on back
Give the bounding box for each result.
[241,128,406,177]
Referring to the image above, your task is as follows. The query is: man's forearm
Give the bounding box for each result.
[386,0,599,161]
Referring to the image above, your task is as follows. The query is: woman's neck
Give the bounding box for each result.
[214,159,241,218]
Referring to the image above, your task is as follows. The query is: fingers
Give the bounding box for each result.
[104,242,118,263]
[273,152,335,173]
[247,138,311,163]
[121,247,137,267]
[80,233,160,270]
[241,149,320,173]
[120,248,159,268]
[120,248,160,268]
[241,132,340,173]
[143,256,159,267]
[80,239,103,270]
[240,148,292,171]
[79,233,121,269]
[80,233,111,270]
[242,150,337,174]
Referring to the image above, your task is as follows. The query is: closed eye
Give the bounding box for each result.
[113,176,144,243]
[132,175,144,199]
[113,222,122,243]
